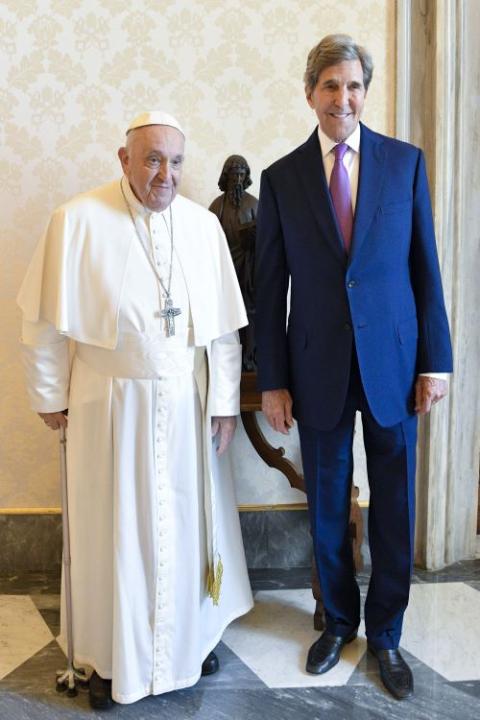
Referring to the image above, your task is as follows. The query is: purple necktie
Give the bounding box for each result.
[329,143,353,253]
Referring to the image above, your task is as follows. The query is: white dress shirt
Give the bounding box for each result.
[318,123,361,212]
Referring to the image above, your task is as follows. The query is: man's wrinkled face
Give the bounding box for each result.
[306,59,366,143]
[118,125,185,212]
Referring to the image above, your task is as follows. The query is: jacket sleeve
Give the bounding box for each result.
[409,151,453,373]
[254,170,290,391]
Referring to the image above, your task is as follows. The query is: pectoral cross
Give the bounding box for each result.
[161,296,181,337]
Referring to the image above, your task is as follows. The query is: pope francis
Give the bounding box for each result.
[17,111,253,709]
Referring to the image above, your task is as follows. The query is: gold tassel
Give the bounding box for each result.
[207,556,223,605]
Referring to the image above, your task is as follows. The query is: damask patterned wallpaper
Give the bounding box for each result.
[0,0,395,508]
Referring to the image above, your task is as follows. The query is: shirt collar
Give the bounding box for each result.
[317,122,361,158]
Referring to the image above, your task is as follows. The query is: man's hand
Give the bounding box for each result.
[211,416,237,455]
[262,389,294,434]
[414,376,448,415]
[38,411,68,431]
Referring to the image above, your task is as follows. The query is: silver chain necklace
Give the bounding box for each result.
[120,178,181,337]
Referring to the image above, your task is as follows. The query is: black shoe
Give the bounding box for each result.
[201,651,219,676]
[368,645,414,700]
[306,629,357,674]
[89,671,113,711]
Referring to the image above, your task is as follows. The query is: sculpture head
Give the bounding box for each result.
[218,155,252,207]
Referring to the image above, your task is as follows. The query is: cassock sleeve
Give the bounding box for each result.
[209,331,242,416]
[20,318,70,413]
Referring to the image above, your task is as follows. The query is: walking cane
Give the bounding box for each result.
[56,424,89,696]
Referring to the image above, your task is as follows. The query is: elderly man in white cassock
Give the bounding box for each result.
[17,111,254,710]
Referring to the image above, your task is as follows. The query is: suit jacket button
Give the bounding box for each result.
[344,322,352,330]
[347,280,357,288]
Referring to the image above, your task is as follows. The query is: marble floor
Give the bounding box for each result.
[1,562,479,719]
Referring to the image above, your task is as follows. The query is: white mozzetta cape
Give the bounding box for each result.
[17,179,247,349]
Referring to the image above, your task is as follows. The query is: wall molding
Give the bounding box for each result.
[0,507,62,514]
[395,0,412,141]
[398,0,480,569]
[0,501,370,515]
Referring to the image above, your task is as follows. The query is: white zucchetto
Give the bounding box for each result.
[126,111,185,137]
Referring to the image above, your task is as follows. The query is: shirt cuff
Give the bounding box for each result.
[418,372,449,381]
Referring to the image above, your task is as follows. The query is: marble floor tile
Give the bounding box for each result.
[465,580,480,592]
[0,638,83,699]
[411,559,480,584]
[29,593,61,611]
[1,677,479,720]
[1,569,480,720]
[0,595,53,679]
[30,593,61,635]
[198,641,266,690]
[0,572,60,595]
[248,567,312,591]
[223,589,367,688]
[277,680,480,720]
[449,679,480,701]
[402,582,480,681]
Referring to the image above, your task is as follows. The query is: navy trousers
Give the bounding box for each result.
[298,350,418,649]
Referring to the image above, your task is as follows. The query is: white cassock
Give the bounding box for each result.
[17,178,254,704]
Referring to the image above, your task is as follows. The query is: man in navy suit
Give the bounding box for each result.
[255,34,452,700]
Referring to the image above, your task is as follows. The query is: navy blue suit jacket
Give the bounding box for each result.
[255,124,453,430]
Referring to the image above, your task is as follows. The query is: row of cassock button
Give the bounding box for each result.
[154,376,170,685]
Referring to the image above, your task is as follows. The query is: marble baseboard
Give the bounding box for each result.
[0,515,62,576]
[0,510,315,575]
[240,508,370,570]
[0,509,370,575]
[0,510,315,576]
[239,510,313,569]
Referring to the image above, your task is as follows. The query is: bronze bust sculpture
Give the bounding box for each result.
[209,155,257,371]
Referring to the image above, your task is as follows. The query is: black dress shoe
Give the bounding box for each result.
[201,651,219,676]
[89,671,114,711]
[368,645,413,700]
[306,629,357,674]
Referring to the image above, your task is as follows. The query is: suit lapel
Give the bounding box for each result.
[293,129,347,267]
[349,123,386,263]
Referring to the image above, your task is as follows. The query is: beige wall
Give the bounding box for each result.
[0,0,395,509]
